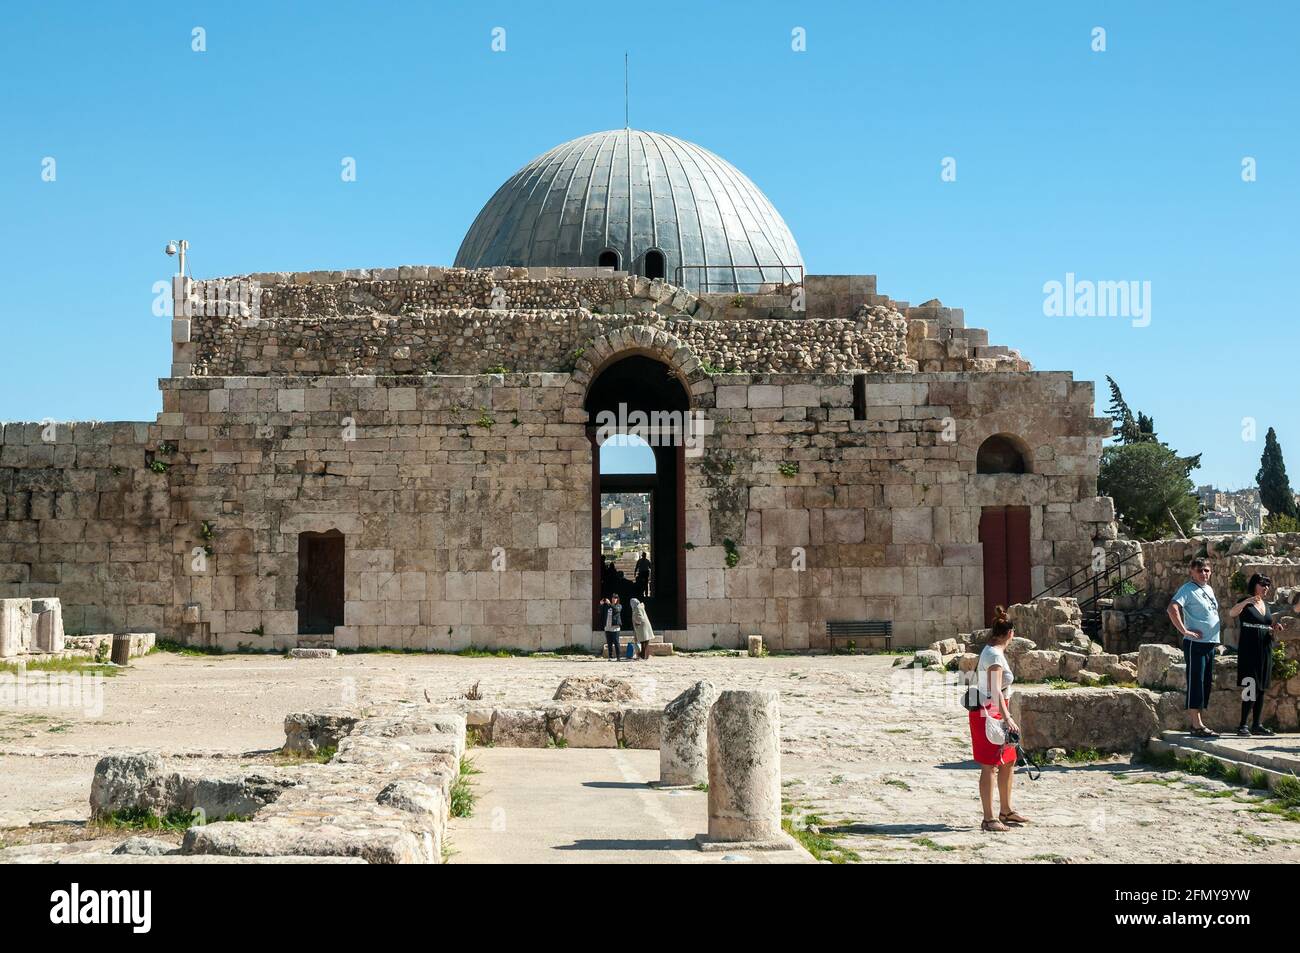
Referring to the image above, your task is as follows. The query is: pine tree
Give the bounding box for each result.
[1104,377,1157,444]
[1105,376,1138,444]
[1257,427,1298,520]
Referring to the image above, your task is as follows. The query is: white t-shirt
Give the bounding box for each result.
[977,644,1014,705]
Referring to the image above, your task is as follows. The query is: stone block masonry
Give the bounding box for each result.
[0,269,1117,651]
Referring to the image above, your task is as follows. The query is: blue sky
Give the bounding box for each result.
[1,1,1295,488]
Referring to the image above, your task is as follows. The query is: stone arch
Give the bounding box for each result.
[961,415,1036,475]
[977,433,1032,474]
[564,326,713,410]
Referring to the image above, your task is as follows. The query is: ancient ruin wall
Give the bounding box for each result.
[176,269,913,378]
[0,422,170,634]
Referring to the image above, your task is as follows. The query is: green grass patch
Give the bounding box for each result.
[275,744,336,765]
[0,656,122,677]
[781,816,861,863]
[152,638,224,656]
[546,736,568,749]
[449,757,479,818]
[94,807,250,832]
[913,836,955,852]
[883,778,911,791]
[693,782,709,792]
[1138,748,1300,821]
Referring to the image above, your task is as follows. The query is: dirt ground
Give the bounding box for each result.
[2,650,1298,862]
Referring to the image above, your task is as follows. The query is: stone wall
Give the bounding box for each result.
[186,307,912,378]
[0,266,1116,652]
[177,269,914,378]
[1103,534,1300,650]
[0,422,170,634]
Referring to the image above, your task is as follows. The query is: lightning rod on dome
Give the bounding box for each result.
[624,52,629,129]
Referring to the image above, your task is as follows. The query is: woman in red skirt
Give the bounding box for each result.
[970,606,1029,832]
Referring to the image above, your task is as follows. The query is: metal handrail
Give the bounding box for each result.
[1031,549,1144,610]
[674,263,804,292]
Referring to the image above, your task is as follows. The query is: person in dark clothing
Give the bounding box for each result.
[634,552,651,600]
[1229,573,1284,736]
[601,595,623,661]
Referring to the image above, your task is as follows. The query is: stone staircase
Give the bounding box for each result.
[1146,730,1300,795]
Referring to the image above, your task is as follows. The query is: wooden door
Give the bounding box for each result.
[296,532,345,634]
[979,506,1031,626]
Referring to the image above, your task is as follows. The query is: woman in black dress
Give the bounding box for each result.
[1228,573,1284,736]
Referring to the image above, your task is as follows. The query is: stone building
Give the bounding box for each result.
[0,129,1116,652]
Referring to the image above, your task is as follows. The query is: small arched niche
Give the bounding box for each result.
[597,249,620,270]
[976,433,1031,475]
[643,249,665,280]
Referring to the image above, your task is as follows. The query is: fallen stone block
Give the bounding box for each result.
[562,706,618,748]
[1137,643,1182,688]
[1010,687,1161,753]
[283,709,359,755]
[89,753,293,821]
[621,707,661,749]
[289,648,337,659]
[912,649,942,668]
[490,708,549,747]
[553,675,654,704]
[1017,650,1063,682]
[183,820,429,865]
[1061,652,1088,679]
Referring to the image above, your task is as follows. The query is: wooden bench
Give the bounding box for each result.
[826,619,892,653]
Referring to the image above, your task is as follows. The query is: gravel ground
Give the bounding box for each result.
[2,649,1297,862]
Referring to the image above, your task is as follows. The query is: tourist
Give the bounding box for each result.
[629,597,654,659]
[1229,573,1284,736]
[971,606,1028,832]
[1168,558,1222,737]
[603,594,623,661]
[635,552,651,599]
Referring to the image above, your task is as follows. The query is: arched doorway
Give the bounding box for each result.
[585,354,688,632]
[975,432,1032,625]
[643,249,665,280]
[597,249,620,270]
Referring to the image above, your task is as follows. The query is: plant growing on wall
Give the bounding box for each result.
[723,538,740,568]
[778,461,800,477]
[475,408,495,430]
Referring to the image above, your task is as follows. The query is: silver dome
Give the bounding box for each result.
[454,129,803,293]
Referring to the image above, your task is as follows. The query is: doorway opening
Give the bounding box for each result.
[586,355,688,631]
[597,249,620,270]
[643,249,665,280]
[296,530,345,635]
[978,506,1031,627]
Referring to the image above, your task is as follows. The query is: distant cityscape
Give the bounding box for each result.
[1192,484,1288,534]
[600,492,652,563]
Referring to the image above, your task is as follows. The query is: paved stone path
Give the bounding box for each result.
[448,747,808,864]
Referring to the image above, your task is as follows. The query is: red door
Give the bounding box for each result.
[979,506,1031,626]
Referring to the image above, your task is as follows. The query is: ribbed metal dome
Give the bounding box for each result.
[455,129,803,293]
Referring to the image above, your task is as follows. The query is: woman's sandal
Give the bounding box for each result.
[999,811,1030,825]
[981,818,1011,832]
